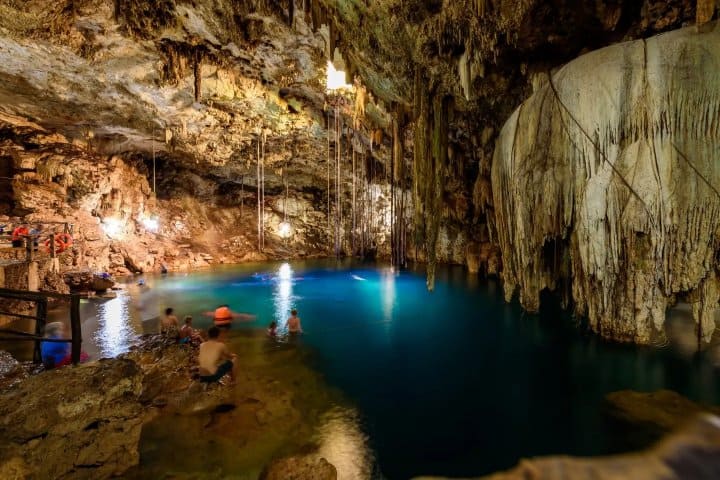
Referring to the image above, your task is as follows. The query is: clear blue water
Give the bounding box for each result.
[10,260,720,479]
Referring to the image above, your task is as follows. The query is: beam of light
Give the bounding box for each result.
[93,293,136,358]
[326,60,352,91]
[101,217,123,238]
[274,263,294,332]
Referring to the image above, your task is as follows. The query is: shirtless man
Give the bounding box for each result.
[287,309,303,334]
[198,326,236,383]
[161,307,179,337]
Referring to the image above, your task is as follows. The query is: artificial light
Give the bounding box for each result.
[101,218,123,238]
[278,221,292,238]
[141,216,159,232]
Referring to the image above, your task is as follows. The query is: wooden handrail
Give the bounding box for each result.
[0,288,82,364]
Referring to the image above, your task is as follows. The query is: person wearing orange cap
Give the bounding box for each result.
[203,304,255,329]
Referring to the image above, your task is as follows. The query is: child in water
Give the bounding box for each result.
[267,321,278,338]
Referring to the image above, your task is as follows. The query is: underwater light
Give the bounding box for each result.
[141,216,159,233]
[101,218,123,238]
[278,221,292,238]
[326,60,352,91]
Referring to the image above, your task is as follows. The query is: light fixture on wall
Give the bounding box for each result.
[140,215,159,233]
[101,218,123,238]
[278,221,292,238]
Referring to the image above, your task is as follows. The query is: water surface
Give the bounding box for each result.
[4,260,720,479]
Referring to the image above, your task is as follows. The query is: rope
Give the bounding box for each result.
[546,72,658,229]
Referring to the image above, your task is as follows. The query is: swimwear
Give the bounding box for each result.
[199,359,233,383]
[179,336,190,344]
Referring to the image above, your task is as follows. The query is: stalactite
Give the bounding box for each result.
[425,95,449,291]
[697,0,716,26]
[257,135,261,252]
[492,24,720,345]
[193,49,202,102]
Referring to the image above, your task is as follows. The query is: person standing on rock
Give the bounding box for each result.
[198,326,236,384]
[203,304,255,329]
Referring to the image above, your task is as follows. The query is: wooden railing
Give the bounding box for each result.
[0,288,82,365]
[0,222,74,262]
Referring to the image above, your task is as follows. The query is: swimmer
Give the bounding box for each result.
[267,320,278,338]
[287,309,303,334]
[203,304,255,329]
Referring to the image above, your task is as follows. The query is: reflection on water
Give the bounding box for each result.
[316,407,374,480]
[381,269,395,323]
[274,262,298,335]
[93,292,136,358]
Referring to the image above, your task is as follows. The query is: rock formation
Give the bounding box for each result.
[492,23,720,344]
[0,358,145,479]
[0,1,715,331]
[413,415,720,480]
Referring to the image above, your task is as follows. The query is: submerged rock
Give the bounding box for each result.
[260,455,337,480]
[605,390,720,438]
[416,415,720,480]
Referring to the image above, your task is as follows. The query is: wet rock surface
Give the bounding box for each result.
[63,270,115,292]
[416,416,720,480]
[0,335,343,479]
[605,390,720,439]
[260,454,338,480]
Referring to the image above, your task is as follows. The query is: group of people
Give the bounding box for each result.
[41,297,305,387]
[159,304,303,384]
[266,309,303,338]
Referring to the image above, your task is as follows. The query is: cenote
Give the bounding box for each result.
[19,259,720,479]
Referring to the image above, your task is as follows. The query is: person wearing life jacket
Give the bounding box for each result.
[203,304,255,329]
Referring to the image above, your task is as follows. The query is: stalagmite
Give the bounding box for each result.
[491,23,720,345]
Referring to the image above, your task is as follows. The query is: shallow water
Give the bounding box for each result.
[4,260,720,479]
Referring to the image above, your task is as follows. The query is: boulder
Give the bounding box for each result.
[0,359,145,479]
[260,455,337,480]
[63,271,114,292]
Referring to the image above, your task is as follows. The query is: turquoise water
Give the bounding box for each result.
[10,260,720,478]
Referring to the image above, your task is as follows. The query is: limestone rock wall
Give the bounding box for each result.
[491,23,720,344]
[0,358,145,479]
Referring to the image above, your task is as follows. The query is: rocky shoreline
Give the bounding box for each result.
[0,333,339,479]
[3,335,720,480]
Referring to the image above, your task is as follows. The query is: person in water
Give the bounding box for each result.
[204,304,255,329]
[267,321,278,338]
[179,315,202,345]
[161,307,179,338]
[198,326,236,383]
[287,309,303,334]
